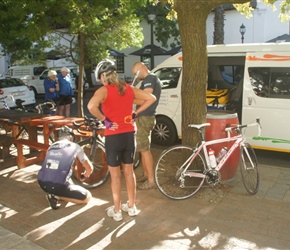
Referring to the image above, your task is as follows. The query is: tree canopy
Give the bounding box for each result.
[0,0,147,65]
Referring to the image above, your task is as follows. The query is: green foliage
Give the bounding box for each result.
[234,0,290,22]
[0,0,147,66]
[137,1,180,49]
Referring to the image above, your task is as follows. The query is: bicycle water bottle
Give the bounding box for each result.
[208,148,217,168]
[216,147,228,163]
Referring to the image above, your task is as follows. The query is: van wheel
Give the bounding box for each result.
[151,116,177,146]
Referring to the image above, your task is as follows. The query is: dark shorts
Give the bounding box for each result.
[105,131,135,167]
[58,95,72,106]
[38,180,89,201]
[136,116,156,151]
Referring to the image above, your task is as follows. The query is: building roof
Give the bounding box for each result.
[130,44,168,56]
[266,34,290,43]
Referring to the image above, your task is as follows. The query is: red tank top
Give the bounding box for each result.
[102,84,135,136]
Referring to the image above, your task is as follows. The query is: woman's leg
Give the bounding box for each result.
[108,166,122,211]
[122,163,136,207]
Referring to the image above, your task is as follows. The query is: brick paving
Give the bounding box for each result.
[1,147,290,249]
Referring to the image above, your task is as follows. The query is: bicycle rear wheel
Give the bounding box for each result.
[240,143,259,195]
[154,145,206,200]
[72,139,109,189]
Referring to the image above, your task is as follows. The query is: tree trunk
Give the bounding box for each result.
[213,5,225,44]
[174,0,249,146]
[77,32,85,118]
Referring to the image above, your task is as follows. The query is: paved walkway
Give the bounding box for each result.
[1,148,290,249]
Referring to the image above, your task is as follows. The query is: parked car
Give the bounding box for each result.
[27,68,76,97]
[0,77,35,109]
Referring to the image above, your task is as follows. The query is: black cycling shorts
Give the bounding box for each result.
[58,95,72,106]
[105,131,136,167]
[38,180,89,201]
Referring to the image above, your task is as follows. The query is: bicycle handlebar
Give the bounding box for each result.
[72,116,104,134]
[225,117,262,137]
[35,101,56,114]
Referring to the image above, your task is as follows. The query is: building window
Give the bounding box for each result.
[114,56,124,73]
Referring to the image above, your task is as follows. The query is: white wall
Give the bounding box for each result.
[206,1,289,44]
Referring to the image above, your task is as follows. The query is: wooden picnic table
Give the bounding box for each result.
[0,110,84,168]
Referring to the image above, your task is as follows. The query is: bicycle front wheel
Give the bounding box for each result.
[154,145,206,200]
[72,139,109,189]
[240,143,260,195]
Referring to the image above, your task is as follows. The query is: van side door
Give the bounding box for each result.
[243,52,290,151]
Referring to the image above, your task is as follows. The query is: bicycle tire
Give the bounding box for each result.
[133,151,141,169]
[154,145,206,200]
[240,143,260,195]
[72,138,109,189]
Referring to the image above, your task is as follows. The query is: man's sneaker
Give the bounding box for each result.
[121,202,137,216]
[46,194,60,210]
[107,206,123,221]
[137,180,156,190]
[136,175,147,183]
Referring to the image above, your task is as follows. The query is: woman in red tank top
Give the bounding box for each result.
[88,59,156,221]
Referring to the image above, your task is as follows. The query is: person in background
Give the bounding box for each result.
[87,59,156,222]
[37,126,93,210]
[43,70,59,115]
[57,67,74,117]
[131,62,161,190]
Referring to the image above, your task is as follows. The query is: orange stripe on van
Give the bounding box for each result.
[246,54,290,61]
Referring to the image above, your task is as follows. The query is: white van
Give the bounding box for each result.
[5,65,47,84]
[152,43,290,153]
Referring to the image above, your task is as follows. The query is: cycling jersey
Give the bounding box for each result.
[38,139,87,185]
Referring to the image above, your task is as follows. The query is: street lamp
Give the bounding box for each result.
[148,13,156,70]
[239,23,246,44]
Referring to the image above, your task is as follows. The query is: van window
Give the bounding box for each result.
[219,65,244,85]
[154,67,181,89]
[249,67,290,98]
[34,67,47,76]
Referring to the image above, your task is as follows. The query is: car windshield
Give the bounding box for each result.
[0,78,25,88]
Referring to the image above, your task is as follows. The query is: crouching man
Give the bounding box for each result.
[38,126,93,209]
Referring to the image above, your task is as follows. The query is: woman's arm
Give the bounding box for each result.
[87,86,107,121]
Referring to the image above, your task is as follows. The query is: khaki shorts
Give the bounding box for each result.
[136,116,156,151]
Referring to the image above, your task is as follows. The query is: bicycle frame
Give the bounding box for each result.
[182,133,243,179]
[183,117,261,180]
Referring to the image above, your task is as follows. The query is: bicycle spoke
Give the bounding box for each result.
[72,139,109,189]
[240,143,259,195]
[155,145,206,199]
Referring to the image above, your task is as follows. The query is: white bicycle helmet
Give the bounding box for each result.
[95,59,117,81]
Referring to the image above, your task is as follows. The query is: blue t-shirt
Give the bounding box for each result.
[57,73,74,96]
[43,78,58,101]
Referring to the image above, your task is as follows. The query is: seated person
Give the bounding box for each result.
[37,126,93,210]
